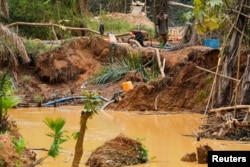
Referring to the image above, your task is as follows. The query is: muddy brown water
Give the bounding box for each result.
[9,106,250,167]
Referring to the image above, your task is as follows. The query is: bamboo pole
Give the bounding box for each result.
[225,17,250,40]
[214,2,243,107]
[231,9,250,19]
[195,65,240,82]
[201,57,221,125]
[6,21,131,38]
[208,105,250,113]
[50,23,58,41]
[233,22,246,116]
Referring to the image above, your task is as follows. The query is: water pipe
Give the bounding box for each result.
[42,95,109,107]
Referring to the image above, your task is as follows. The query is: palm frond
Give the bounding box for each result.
[90,52,158,85]
[0,41,18,67]
[43,117,68,158]
[2,96,21,114]
[43,117,66,134]
[0,24,30,63]
[91,63,129,84]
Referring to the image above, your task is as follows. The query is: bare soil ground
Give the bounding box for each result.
[15,36,219,113]
[0,134,37,166]
[86,134,148,167]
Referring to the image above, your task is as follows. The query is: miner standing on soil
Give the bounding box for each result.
[156,9,169,47]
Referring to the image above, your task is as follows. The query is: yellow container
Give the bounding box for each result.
[122,81,133,91]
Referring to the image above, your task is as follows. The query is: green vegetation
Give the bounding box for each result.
[8,0,155,39]
[33,95,44,104]
[196,89,210,102]
[22,75,31,84]
[82,90,103,115]
[90,52,159,85]
[97,15,135,34]
[24,40,57,63]
[9,0,85,39]
[43,117,69,158]
[135,138,148,163]
[183,0,226,34]
[0,72,21,133]
[205,75,214,85]
[12,137,26,155]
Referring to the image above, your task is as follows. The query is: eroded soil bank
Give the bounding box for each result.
[16,37,220,112]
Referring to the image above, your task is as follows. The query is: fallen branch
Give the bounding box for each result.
[208,105,250,113]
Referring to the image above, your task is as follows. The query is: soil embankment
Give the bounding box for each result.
[16,37,220,112]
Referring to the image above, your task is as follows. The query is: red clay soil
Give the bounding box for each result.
[14,36,220,112]
[0,134,36,167]
[107,46,220,112]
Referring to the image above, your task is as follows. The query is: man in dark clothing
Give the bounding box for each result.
[156,9,168,46]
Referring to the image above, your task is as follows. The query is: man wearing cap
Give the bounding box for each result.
[156,9,169,47]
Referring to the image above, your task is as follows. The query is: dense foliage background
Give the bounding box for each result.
[7,0,192,39]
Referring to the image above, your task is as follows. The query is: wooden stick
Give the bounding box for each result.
[195,65,240,82]
[231,9,250,19]
[168,1,194,9]
[208,105,250,113]
[6,21,131,37]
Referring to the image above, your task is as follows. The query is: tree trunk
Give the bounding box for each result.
[78,0,88,15]
[124,0,127,13]
[71,111,91,167]
[240,54,250,104]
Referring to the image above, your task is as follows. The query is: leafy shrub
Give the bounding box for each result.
[43,117,68,158]
[12,137,26,155]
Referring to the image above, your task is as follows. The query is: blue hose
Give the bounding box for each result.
[42,95,109,107]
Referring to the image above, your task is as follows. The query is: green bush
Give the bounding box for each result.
[12,137,26,155]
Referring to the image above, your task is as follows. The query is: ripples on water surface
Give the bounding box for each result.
[9,106,250,167]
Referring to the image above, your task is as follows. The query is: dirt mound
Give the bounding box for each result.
[18,37,132,102]
[85,134,148,167]
[36,37,108,84]
[0,134,37,166]
[107,46,220,112]
[106,13,154,28]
